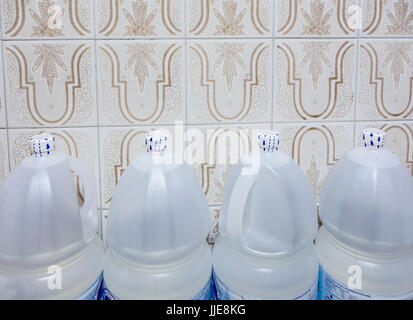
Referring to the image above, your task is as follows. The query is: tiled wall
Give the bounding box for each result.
[0,0,412,243]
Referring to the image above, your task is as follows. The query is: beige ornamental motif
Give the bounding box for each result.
[359,41,413,120]
[3,0,91,38]
[386,0,413,35]
[124,43,159,93]
[122,0,157,36]
[213,0,246,35]
[277,0,355,36]
[32,44,67,95]
[276,40,355,121]
[382,42,413,90]
[97,0,182,37]
[301,0,333,35]
[300,41,332,90]
[5,42,94,126]
[214,43,246,91]
[189,41,269,122]
[29,0,64,37]
[306,154,327,200]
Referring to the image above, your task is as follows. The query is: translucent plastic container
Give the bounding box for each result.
[102,131,213,300]
[316,128,413,299]
[212,130,319,300]
[0,134,103,300]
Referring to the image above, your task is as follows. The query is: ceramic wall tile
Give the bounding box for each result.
[95,0,184,38]
[97,40,185,125]
[275,39,357,122]
[0,0,411,245]
[0,43,6,128]
[2,0,94,39]
[8,127,101,207]
[99,125,177,209]
[357,39,413,121]
[273,122,354,200]
[3,40,97,128]
[187,0,273,38]
[188,124,270,206]
[0,130,9,184]
[187,39,272,124]
[361,0,413,37]
[208,206,221,244]
[275,0,358,37]
[355,121,413,174]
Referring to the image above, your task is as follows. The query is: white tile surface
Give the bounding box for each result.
[3,40,97,127]
[2,0,94,39]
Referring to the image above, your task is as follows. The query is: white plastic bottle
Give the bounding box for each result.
[101,131,214,300]
[316,128,413,300]
[212,130,319,300]
[0,134,103,299]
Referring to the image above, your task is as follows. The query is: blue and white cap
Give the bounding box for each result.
[30,134,56,157]
[258,130,280,152]
[145,131,168,153]
[363,128,385,149]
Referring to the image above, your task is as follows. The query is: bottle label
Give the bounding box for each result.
[98,275,216,300]
[74,273,103,300]
[318,265,413,300]
[212,270,317,300]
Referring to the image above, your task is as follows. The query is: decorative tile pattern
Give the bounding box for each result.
[355,121,413,174]
[0,43,6,128]
[188,39,272,124]
[358,39,413,120]
[8,127,100,207]
[189,124,270,206]
[97,40,184,125]
[361,0,413,37]
[0,1,411,243]
[95,0,184,38]
[275,0,358,37]
[2,0,93,39]
[4,40,97,127]
[188,0,273,37]
[0,130,9,184]
[275,39,357,122]
[273,122,354,201]
[208,206,221,244]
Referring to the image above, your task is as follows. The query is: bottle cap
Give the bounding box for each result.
[145,131,168,153]
[363,128,385,149]
[29,134,56,158]
[258,130,280,152]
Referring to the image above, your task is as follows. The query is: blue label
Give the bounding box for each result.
[98,279,119,300]
[99,275,216,300]
[318,265,413,300]
[75,273,103,300]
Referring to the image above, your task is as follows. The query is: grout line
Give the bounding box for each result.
[271,0,276,130]
[3,118,412,131]
[3,36,413,41]
[0,33,11,173]
[184,0,188,129]
[353,36,360,149]
[91,1,104,236]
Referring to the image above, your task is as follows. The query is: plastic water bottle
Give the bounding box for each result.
[212,130,319,300]
[101,131,214,300]
[0,134,103,299]
[316,128,413,300]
